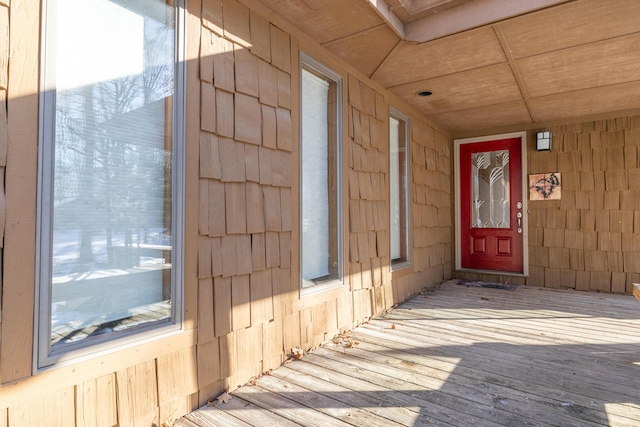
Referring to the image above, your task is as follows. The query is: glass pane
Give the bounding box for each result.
[50,0,175,348]
[301,69,337,287]
[471,150,510,228]
[389,115,408,265]
[390,117,401,260]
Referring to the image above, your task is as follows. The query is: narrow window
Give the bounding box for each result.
[390,110,410,268]
[37,0,184,367]
[300,53,343,291]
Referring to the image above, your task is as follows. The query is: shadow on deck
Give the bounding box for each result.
[177,280,640,426]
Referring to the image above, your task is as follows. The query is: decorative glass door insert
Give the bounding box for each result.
[471,150,510,228]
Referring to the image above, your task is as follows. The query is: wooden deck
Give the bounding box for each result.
[177,280,640,426]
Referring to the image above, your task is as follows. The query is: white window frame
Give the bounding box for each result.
[34,0,186,370]
[389,108,411,271]
[299,52,344,295]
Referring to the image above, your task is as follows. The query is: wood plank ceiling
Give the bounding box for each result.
[258,0,640,135]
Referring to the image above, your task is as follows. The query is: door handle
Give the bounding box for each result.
[517,211,522,233]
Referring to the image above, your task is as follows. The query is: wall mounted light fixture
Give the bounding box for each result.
[536,131,552,151]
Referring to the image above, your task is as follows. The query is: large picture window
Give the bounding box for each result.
[37,0,184,367]
[390,109,410,268]
[300,53,343,291]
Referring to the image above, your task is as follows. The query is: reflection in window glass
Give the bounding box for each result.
[39,0,181,362]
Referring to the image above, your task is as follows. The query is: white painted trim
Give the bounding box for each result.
[365,0,406,40]
[299,51,345,296]
[405,0,569,42]
[35,0,187,371]
[389,107,411,272]
[454,131,528,276]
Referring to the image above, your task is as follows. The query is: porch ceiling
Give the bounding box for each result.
[258,0,640,135]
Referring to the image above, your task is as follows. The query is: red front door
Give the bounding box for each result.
[459,137,524,273]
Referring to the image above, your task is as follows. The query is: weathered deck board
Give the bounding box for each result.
[270,364,454,427]
[381,309,640,371]
[230,384,354,427]
[199,394,302,427]
[178,281,640,426]
[349,325,640,421]
[345,328,638,426]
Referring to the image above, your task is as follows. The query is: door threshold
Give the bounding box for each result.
[455,268,528,277]
[456,279,519,291]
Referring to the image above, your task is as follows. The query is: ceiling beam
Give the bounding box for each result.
[365,0,406,39]
[409,0,476,16]
[405,0,571,42]
[492,24,539,123]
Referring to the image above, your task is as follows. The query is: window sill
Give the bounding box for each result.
[391,260,411,272]
[0,328,195,408]
[294,281,349,311]
[390,262,413,281]
[37,322,185,373]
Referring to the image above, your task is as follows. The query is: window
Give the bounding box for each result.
[300,53,343,291]
[389,109,410,268]
[37,0,184,367]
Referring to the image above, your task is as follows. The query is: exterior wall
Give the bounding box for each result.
[0,0,452,424]
[194,0,453,399]
[455,116,640,293]
[527,117,640,293]
[0,1,6,422]
[408,123,452,297]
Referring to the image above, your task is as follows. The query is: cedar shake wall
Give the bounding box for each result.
[455,117,640,293]
[196,0,298,399]
[195,0,453,399]
[0,2,7,424]
[528,118,640,293]
[409,122,452,297]
[346,75,393,326]
[0,0,452,424]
